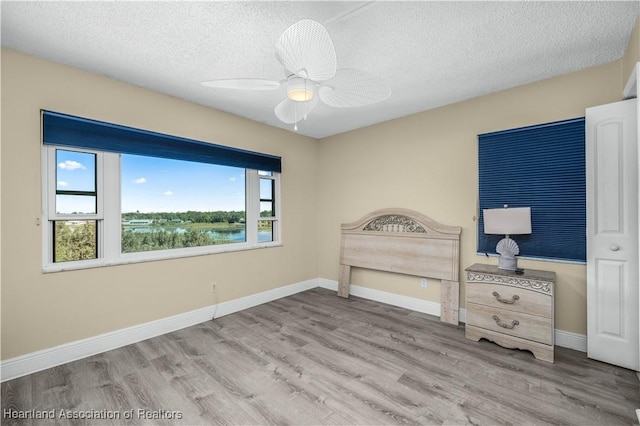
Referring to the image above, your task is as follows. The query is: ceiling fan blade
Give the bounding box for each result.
[274,97,319,124]
[275,19,337,82]
[201,78,281,90]
[318,69,391,108]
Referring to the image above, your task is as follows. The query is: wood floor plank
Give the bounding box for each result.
[2,288,639,425]
[1,376,32,426]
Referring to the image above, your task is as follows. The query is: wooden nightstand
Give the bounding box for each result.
[465,263,556,363]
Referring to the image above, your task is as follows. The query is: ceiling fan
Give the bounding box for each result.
[202,19,391,130]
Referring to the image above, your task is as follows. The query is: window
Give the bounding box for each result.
[42,111,281,271]
[477,117,586,263]
[258,171,277,243]
[51,150,99,262]
[120,155,248,253]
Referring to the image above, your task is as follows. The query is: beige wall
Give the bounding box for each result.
[0,48,319,359]
[622,17,640,87]
[316,60,624,336]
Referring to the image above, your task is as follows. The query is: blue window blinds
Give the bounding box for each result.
[478,117,586,263]
[42,110,282,173]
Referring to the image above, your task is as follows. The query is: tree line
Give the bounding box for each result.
[54,209,274,262]
[122,210,273,224]
[121,229,230,253]
[54,220,235,262]
[54,221,97,262]
[122,210,246,224]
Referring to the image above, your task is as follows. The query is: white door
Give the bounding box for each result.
[586,98,639,371]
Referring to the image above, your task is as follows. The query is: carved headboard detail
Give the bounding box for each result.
[338,208,462,325]
[362,215,427,233]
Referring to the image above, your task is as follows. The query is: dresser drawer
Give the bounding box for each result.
[466,303,553,345]
[466,283,552,318]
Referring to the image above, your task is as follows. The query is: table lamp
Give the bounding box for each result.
[483,205,531,271]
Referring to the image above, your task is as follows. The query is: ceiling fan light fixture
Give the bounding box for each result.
[203,19,391,131]
[287,76,314,102]
[288,88,314,102]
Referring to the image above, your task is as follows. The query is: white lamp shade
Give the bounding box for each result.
[483,207,531,235]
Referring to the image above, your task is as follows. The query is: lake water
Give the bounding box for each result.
[123,225,273,243]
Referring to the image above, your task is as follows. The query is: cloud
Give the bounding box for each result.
[134,177,147,184]
[164,190,173,196]
[57,181,68,187]
[229,177,236,182]
[58,160,86,171]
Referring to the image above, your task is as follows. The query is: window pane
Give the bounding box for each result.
[56,150,95,192]
[56,195,96,215]
[258,220,274,243]
[120,154,246,253]
[54,220,97,262]
[260,201,274,217]
[260,178,273,199]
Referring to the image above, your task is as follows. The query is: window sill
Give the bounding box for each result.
[43,241,283,273]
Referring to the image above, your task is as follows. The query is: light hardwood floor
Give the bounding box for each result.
[2,288,639,425]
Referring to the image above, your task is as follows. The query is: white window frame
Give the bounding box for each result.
[42,146,281,273]
[255,171,281,244]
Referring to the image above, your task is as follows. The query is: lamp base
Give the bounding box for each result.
[498,255,518,271]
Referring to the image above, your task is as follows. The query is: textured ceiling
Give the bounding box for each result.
[2,1,639,139]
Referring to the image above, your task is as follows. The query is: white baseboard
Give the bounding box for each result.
[1,277,587,382]
[318,278,586,353]
[318,278,443,318]
[0,278,319,382]
[554,329,587,352]
[214,278,318,318]
[0,303,216,383]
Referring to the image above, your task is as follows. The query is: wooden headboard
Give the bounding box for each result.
[338,208,462,325]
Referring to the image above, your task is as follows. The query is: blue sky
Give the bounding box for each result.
[121,154,245,213]
[56,150,246,214]
[56,150,96,214]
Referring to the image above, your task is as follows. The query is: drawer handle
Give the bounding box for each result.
[492,315,519,329]
[492,291,520,304]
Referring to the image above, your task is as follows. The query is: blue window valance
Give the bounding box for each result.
[42,110,282,173]
[478,117,586,263]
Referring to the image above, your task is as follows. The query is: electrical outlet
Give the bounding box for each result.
[420,278,428,288]
[211,282,217,293]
